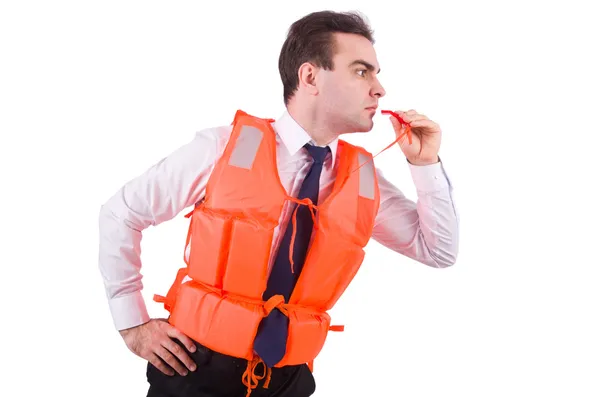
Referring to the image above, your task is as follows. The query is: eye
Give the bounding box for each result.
[357,69,368,77]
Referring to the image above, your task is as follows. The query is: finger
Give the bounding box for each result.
[162,338,197,372]
[165,324,197,353]
[388,113,409,127]
[389,117,412,143]
[409,119,440,132]
[156,345,188,376]
[395,109,418,117]
[394,110,427,124]
[389,116,406,133]
[148,353,175,376]
[393,110,408,121]
[404,115,429,123]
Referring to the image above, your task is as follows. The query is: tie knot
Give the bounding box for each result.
[304,143,330,165]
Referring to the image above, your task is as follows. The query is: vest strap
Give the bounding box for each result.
[153,267,188,312]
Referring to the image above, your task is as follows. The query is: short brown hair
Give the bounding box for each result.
[278,10,375,105]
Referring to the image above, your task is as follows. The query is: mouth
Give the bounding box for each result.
[365,106,378,112]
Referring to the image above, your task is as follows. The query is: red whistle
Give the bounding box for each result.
[381,109,413,145]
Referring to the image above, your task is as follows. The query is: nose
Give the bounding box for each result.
[371,77,386,98]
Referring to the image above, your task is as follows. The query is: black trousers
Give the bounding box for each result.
[146,339,316,397]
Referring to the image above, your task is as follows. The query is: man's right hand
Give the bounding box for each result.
[119,318,198,376]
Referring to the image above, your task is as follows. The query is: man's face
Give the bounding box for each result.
[317,32,386,134]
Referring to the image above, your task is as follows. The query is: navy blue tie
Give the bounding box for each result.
[253,143,330,367]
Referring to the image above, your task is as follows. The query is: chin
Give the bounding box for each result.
[355,119,374,133]
[339,116,373,134]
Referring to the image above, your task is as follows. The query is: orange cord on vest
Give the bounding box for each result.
[242,354,272,397]
[262,294,287,316]
[284,196,319,274]
[239,295,291,396]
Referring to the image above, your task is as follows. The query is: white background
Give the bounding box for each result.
[1,0,599,396]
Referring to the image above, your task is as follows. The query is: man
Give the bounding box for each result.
[98,10,459,397]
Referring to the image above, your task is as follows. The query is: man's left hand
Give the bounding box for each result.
[388,109,441,166]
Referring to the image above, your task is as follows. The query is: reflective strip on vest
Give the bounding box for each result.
[229,125,263,169]
[358,152,375,200]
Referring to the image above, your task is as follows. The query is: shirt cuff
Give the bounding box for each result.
[108,291,150,331]
[408,158,453,194]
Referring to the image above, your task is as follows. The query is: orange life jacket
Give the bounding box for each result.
[154,110,380,395]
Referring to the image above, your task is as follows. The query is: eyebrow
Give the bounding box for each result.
[349,59,381,74]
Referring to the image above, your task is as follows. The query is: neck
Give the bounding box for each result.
[286,101,339,146]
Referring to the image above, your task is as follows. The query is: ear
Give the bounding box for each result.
[297,62,319,96]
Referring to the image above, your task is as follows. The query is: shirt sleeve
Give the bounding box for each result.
[371,158,459,268]
[97,126,232,330]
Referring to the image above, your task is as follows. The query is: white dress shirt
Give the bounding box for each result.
[98,110,459,331]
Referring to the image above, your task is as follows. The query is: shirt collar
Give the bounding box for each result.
[272,109,338,167]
